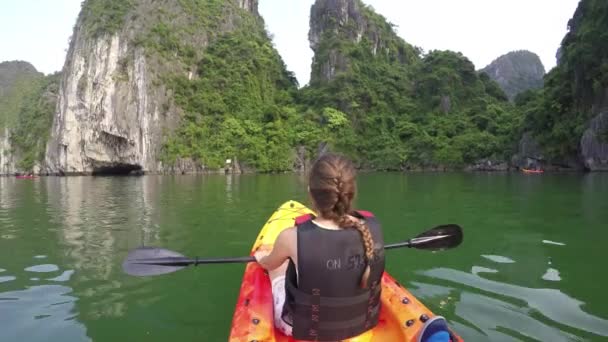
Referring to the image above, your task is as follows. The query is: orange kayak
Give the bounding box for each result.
[228,200,463,341]
[522,169,544,174]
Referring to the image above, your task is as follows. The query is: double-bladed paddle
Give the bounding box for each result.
[123,224,463,277]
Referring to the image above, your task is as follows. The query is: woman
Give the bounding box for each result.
[254,154,385,341]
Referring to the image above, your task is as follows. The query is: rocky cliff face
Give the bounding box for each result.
[481,50,545,101]
[44,30,161,175]
[511,132,544,170]
[574,2,608,171]
[0,61,44,174]
[304,0,522,170]
[567,0,608,171]
[309,0,417,84]
[581,96,608,171]
[44,0,262,175]
[238,0,259,15]
[514,0,608,171]
[0,127,15,174]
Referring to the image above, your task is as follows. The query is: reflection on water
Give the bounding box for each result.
[542,268,562,282]
[0,276,16,283]
[1,176,162,341]
[2,173,608,341]
[543,240,567,246]
[25,264,60,273]
[471,266,498,276]
[0,254,87,341]
[457,291,578,341]
[481,255,516,264]
[420,265,608,340]
[0,285,88,342]
[44,177,162,320]
[49,270,75,282]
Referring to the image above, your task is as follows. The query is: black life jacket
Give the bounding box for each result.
[282,210,385,341]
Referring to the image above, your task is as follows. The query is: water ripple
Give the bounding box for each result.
[421,267,608,338]
[471,266,499,276]
[543,240,567,246]
[542,268,562,282]
[0,285,89,341]
[24,264,59,273]
[0,276,16,283]
[457,291,579,341]
[481,254,516,264]
[48,270,75,282]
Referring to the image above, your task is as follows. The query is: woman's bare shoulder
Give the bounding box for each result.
[276,227,297,251]
[278,226,297,240]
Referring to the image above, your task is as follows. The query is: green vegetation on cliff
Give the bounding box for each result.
[149,0,521,171]
[519,0,608,160]
[140,0,302,171]
[27,0,600,173]
[0,62,42,131]
[10,74,60,170]
[80,0,134,37]
[162,27,301,171]
[0,61,58,172]
[300,0,516,170]
[43,0,608,172]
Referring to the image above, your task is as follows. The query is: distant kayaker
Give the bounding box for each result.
[255,153,385,341]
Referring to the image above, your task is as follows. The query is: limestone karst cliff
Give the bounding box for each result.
[515,0,608,171]
[2,0,606,174]
[308,0,418,85]
[302,0,517,170]
[44,0,286,175]
[481,50,545,101]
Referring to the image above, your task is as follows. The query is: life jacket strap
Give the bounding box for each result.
[286,279,381,307]
[290,305,379,331]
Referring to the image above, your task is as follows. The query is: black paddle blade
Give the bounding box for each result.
[409,224,463,251]
[123,247,189,277]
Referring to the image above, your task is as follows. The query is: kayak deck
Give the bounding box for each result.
[229,200,463,341]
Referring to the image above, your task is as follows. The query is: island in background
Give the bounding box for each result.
[1,0,606,176]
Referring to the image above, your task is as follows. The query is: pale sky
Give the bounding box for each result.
[1,0,580,86]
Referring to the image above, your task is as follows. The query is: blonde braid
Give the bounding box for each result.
[335,192,375,289]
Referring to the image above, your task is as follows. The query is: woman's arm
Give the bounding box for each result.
[254,227,295,271]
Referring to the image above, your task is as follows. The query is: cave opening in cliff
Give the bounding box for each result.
[92,164,143,176]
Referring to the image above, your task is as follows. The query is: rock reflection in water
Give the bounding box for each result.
[44,177,161,319]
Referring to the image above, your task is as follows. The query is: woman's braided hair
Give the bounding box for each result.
[308,154,375,288]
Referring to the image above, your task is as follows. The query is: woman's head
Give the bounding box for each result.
[308,153,356,219]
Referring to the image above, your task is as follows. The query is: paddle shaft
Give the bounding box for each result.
[123,224,461,276]
[131,235,450,266]
[384,241,412,250]
[385,234,451,250]
[130,256,255,266]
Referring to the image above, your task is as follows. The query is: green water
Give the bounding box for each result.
[1,173,607,341]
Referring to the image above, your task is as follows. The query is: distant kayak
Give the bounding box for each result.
[522,169,544,174]
[15,175,37,179]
